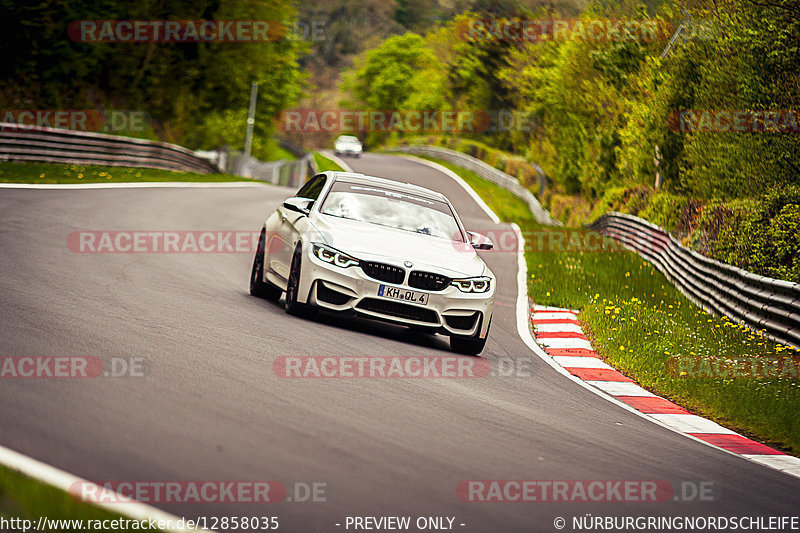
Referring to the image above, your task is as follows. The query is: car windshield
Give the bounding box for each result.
[320,181,463,241]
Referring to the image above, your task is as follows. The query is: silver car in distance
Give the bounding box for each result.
[333,135,363,157]
[250,172,495,355]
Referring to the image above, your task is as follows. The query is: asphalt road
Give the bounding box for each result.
[1,153,798,532]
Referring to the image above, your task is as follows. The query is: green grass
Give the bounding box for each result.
[0,464,160,531]
[424,155,800,455]
[313,152,345,172]
[0,161,258,184]
[525,235,800,453]
[262,139,297,161]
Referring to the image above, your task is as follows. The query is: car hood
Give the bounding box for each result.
[310,214,487,278]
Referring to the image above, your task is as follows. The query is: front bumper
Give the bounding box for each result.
[334,148,362,157]
[297,245,494,339]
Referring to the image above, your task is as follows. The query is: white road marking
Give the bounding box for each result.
[552,356,614,369]
[536,337,593,350]
[0,181,270,189]
[532,311,578,321]
[649,414,737,435]
[584,380,658,397]
[533,305,579,313]
[741,455,800,478]
[534,323,583,333]
[0,444,210,532]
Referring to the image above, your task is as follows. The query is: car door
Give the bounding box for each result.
[268,174,327,282]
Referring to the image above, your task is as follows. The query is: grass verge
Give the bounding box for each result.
[0,161,256,184]
[313,152,345,173]
[409,155,536,224]
[0,464,160,531]
[423,155,800,455]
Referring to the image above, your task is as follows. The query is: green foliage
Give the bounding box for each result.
[637,191,687,231]
[348,0,799,203]
[344,33,438,111]
[713,189,800,283]
[592,184,800,282]
[0,0,307,161]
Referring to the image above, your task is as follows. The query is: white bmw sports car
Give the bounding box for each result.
[250,172,495,355]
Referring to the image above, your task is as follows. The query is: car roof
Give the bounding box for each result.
[328,172,448,202]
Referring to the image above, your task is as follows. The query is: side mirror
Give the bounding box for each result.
[283,197,313,216]
[467,231,493,251]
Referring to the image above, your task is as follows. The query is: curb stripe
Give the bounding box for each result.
[616,396,690,414]
[533,323,583,333]
[532,318,581,325]
[585,380,658,397]
[649,413,737,435]
[544,348,601,358]
[534,331,588,339]
[529,304,800,479]
[567,368,634,382]
[552,356,613,369]
[689,434,785,455]
[532,312,578,321]
[536,338,593,350]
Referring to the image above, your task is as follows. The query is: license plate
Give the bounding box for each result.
[378,285,428,305]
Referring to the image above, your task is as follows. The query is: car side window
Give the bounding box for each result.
[296,175,326,201]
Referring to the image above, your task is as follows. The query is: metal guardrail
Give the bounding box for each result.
[0,123,219,174]
[391,144,561,226]
[588,212,800,350]
[226,151,313,188]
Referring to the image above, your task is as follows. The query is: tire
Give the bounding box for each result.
[284,244,315,317]
[450,319,490,355]
[450,335,487,355]
[250,230,282,301]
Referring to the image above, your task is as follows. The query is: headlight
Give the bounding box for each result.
[452,276,492,293]
[312,243,360,268]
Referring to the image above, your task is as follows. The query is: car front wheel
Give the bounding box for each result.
[450,320,490,355]
[250,230,282,301]
[284,244,315,317]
